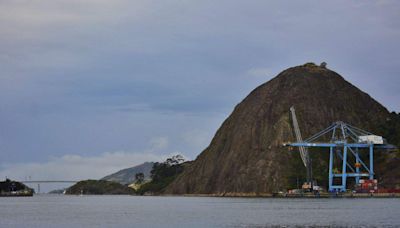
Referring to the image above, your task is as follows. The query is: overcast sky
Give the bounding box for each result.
[0,0,399,184]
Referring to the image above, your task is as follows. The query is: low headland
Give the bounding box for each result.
[0,179,34,197]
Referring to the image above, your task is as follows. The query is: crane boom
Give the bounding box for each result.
[290,106,308,167]
[290,106,312,185]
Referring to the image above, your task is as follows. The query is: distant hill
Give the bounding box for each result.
[48,188,65,194]
[101,162,154,185]
[65,180,135,195]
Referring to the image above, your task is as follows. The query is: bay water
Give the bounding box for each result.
[0,195,399,227]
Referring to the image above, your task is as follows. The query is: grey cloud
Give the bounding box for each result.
[0,1,399,177]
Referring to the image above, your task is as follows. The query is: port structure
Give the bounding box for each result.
[284,121,396,192]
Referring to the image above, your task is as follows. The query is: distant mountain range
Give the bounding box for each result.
[101,162,154,185]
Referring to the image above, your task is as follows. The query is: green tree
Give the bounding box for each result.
[137,154,186,195]
[135,172,145,184]
[165,154,185,166]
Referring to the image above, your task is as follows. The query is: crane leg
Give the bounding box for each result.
[341,145,347,192]
[329,146,333,191]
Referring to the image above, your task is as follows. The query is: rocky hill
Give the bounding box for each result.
[101,162,154,185]
[165,63,400,195]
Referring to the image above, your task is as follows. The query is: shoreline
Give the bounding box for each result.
[32,192,400,198]
[165,192,400,198]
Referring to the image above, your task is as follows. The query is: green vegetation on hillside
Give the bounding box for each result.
[65,180,135,195]
[0,179,34,196]
[378,112,400,148]
[136,155,186,195]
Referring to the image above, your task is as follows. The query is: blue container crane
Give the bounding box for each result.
[284,118,396,192]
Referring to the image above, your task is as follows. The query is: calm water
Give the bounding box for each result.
[0,195,399,227]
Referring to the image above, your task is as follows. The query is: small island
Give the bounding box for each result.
[65,180,135,195]
[0,179,34,197]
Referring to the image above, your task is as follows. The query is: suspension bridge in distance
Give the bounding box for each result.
[18,180,80,193]
[20,180,79,183]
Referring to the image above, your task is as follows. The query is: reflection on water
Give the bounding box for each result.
[0,195,399,227]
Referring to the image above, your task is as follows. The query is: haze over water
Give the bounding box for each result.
[1,195,399,227]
